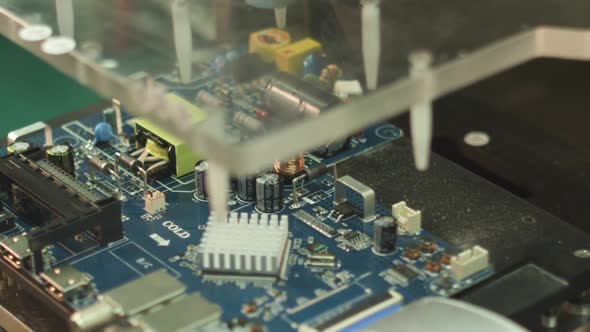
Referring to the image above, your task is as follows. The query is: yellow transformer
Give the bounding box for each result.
[275,38,322,77]
[249,28,292,63]
[134,94,206,177]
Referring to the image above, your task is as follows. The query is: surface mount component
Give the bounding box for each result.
[333,175,376,222]
[386,264,421,286]
[393,201,422,234]
[0,148,122,271]
[293,210,337,238]
[301,291,403,332]
[198,213,290,278]
[134,93,206,177]
[451,246,490,280]
[130,294,222,332]
[40,265,93,301]
[336,230,373,251]
[71,269,186,331]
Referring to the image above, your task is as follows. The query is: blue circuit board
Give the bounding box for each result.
[0,109,493,331]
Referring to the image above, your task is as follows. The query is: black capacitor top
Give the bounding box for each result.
[46,144,76,177]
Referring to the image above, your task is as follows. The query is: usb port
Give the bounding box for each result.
[40,265,93,301]
[0,234,31,269]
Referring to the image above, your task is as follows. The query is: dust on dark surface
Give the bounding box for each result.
[338,139,590,276]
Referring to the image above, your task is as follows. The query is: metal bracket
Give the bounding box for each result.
[333,175,376,222]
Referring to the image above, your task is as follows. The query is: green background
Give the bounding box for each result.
[0,36,100,138]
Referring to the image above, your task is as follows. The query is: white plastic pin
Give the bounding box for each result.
[172,0,193,84]
[409,50,434,171]
[362,0,381,91]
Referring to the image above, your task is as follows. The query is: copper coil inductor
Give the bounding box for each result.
[274,153,305,180]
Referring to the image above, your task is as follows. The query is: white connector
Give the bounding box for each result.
[392,201,421,234]
[334,80,364,100]
[144,190,166,215]
[451,246,489,280]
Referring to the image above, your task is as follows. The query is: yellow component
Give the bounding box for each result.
[275,38,322,77]
[249,28,291,63]
[145,139,169,161]
[134,93,206,177]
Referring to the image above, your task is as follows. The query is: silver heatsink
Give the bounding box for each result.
[198,212,289,277]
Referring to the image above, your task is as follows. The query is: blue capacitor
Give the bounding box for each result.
[93,122,117,145]
[212,55,227,72]
[303,51,327,76]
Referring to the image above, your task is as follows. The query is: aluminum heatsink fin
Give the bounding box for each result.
[199,212,289,278]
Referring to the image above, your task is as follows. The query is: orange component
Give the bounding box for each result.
[249,28,291,63]
[255,108,270,120]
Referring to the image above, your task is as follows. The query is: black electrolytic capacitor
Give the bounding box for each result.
[229,177,238,192]
[373,216,397,255]
[256,172,284,213]
[194,161,208,200]
[46,144,76,177]
[237,174,257,202]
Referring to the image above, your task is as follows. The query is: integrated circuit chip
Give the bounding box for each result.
[333,202,359,220]
[336,230,372,251]
[386,264,422,286]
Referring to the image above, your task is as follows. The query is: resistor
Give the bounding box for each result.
[255,108,270,120]
[88,156,114,175]
[116,153,141,171]
[233,111,265,133]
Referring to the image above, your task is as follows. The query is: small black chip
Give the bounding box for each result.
[306,242,327,254]
[334,202,359,220]
[343,231,362,242]
[388,264,420,284]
